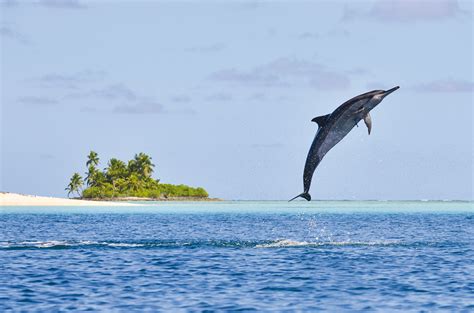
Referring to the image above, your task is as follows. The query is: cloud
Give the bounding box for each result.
[17,96,58,106]
[23,70,172,115]
[209,68,283,87]
[209,57,350,90]
[248,93,266,101]
[82,99,166,115]
[298,32,319,40]
[412,79,474,92]
[185,43,226,53]
[65,83,137,101]
[342,0,469,22]
[29,70,105,89]
[298,28,349,40]
[246,93,289,102]
[239,1,262,10]
[36,0,85,9]
[91,84,137,100]
[2,0,86,9]
[113,99,164,114]
[65,82,166,114]
[205,92,233,102]
[0,25,30,44]
[171,95,191,103]
[266,28,277,37]
[0,0,19,7]
[327,28,351,37]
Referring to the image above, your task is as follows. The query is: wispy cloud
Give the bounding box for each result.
[185,43,226,53]
[113,99,164,114]
[93,84,137,100]
[248,93,266,101]
[205,92,233,102]
[65,83,136,101]
[0,25,30,44]
[17,96,58,106]
[239,1,263,10]
[66,82,167,114]
[412,79,474,92]
[171,95,191,103]
[327,28,351,37]
[2,0,86,9]
[343,0,469,22]
[27,71,184,115]
[29,70,105,89]
[266,28,277,37]
[36,0,86,9]
[0,0,18,7]
[209,57,351,90]
[297,32,319,40]
[209,68,284,87]
[298,28,350,40]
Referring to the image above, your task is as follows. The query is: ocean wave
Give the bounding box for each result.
[0,239,407,250]
[255,239,401,248]
[255,239,311,248]
[0,240,141,249]
[106,243,146,247]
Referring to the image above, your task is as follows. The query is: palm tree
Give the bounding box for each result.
[85,151,100,187]
[127,173,142,192]
[131,152,155,179]
[106,158,128,181]
[65,173,83,198]
[106,158,127,197]
[86,151,99,167]
[127,159,137,175]
[85,164,97,186]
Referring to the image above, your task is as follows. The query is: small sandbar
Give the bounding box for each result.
[0,192,140,207]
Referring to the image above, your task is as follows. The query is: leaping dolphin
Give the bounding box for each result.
[290,86,400,201]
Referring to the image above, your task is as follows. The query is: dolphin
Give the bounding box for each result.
[290,86,400,201]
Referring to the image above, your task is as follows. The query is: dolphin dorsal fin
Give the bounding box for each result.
[311,114,331,128]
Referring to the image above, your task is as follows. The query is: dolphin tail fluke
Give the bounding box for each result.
[288,192,311,202]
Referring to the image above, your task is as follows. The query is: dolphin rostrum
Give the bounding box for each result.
[290,86,400,201]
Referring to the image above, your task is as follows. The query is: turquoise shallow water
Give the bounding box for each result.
[1,201,473,311]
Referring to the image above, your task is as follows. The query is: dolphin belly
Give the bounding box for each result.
[318,116,359,157]
[302,114,359,194]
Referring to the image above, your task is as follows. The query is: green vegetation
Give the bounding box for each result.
[67,151,209,200]
[65,173,83,198]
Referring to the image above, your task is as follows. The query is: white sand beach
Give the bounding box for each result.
[0,192,139,206]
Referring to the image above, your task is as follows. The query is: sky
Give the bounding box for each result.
[1,0,473,200]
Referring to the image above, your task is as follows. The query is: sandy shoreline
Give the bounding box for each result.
[0,192,140,206]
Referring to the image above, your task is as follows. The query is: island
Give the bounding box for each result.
[65,151,213,201]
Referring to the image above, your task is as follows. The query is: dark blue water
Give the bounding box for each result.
[1,201,473,311]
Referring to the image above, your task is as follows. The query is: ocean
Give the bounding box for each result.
[1,201,473,311]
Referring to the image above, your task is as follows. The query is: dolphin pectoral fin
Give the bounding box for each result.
[311,114,331,128]
[364,113,372,135]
